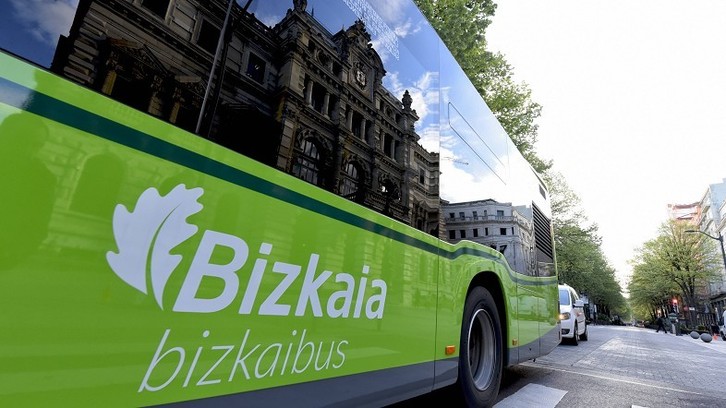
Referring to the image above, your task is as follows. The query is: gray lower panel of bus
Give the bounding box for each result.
[509,324,562,365]
[157,324,560,408]
[158,358,458,408]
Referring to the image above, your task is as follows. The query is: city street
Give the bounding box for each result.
[495,325,726,407]
[395,325,726,407]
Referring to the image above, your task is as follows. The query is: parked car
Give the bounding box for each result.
[559,284,588,345]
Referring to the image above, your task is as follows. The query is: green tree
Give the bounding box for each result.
[628,254,679,322]
[414,0,550,173]
[629,220,720,325]
[544,171,626,318]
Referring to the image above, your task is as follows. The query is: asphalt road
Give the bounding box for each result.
[392,325,726,407]
[496,324,726,407]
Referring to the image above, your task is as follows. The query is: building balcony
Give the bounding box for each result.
[445,215,514,223]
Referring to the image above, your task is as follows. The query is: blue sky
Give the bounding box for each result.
[0,0,79,66]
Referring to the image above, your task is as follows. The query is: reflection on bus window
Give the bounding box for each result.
[43,0,442,234]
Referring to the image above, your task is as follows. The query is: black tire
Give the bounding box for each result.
[456,286,504,407]
[571,323,579,345]
[580,324,588,341]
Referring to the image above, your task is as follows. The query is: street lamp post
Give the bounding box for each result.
[685,229,726,273]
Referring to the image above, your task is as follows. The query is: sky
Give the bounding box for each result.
[486,0,726,288]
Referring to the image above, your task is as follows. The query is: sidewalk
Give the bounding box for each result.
[579,326,726,393]
[673,329,726,355]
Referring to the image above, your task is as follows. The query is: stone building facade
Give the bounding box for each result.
[51,0,440,234]
[442,199,537,276]
[695,181,726,325]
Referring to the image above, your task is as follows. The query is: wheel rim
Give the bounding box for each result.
[468,308,496,391]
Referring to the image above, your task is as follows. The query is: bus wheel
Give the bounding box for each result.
[457,286,503,407]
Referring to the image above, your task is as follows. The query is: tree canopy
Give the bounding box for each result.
[545,171,627,317]
[628,220,720,323]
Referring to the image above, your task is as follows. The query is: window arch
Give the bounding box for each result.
[380,177,400,201]
[292,137,322,186]
[340,161,362,199]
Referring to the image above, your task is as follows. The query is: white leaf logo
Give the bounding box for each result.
[106,184,204,309]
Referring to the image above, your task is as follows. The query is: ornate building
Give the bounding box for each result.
[51,0,440,234]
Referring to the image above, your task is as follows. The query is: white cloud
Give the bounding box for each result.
[367,0,407,25]
[367,0,423,63]
[11,0,78,46]
[384,70,439,130]
[417,123,439,153]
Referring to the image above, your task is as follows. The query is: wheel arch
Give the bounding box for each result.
[466,271,508,367]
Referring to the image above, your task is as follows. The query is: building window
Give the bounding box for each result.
[460,230,466,238]
[246,53,266,83]
[459,211,465,219]
[472,211,478,219]
[449,230,456,239]
[500,228,507,235]
[196,19,221,55]
[380,179,399,202]
[310,83,328,114]
[292,138,321,186]
[419,169,425,184]
[473,229,479,237]
[106,66,152,112]
[497,210,505,217]
[449,212,455,219]
[485,227,489,236]
[141,0,170,19]
[383,134,393,157]
[340,162,361,199]
[172,103,199,133]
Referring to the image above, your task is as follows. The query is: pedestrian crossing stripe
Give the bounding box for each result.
[494,383,567,408]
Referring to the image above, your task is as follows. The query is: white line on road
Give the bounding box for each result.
[494,383,567,408]
[522,362,709,396]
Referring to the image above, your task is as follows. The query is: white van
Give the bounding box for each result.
[559,284,588,345]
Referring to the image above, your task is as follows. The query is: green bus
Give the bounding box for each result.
[0,0,559,406]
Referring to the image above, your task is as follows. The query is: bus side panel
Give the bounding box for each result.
[433,241,516,388]
[539,281,562,356]
[0,54,442,407]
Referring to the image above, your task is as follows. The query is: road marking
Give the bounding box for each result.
[522,362,708,396]
[494,383,567,408]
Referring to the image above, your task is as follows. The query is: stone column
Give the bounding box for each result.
[322,92,330,117]
[305,78,313,106]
